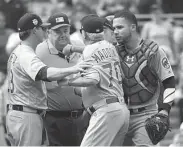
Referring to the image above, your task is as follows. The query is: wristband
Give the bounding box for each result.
[158,103,171,114]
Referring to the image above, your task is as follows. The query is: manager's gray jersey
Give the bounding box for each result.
[7,44,47,110]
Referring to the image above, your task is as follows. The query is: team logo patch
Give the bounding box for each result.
[32,19,38,25]
[56,17,64,23]
[162,57,170,69]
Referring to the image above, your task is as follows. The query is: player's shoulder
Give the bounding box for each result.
[83,44,94,53]
[142,39,159,55]
[9,44,36,65]
[8,46,19,60]
[83,41,103,53]
[83,44,95,59]
[18,44,37,61]
[36,40,50,56]
[96,40,116,50]
[85,40,114,51]
[99,40,113,45]
[36,39,48,50]
[83,40,116,59]
[11,44,26,56]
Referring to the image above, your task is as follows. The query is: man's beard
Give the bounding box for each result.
[119,33,131,44]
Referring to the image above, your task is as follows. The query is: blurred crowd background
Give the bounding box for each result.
[1,0,183,146]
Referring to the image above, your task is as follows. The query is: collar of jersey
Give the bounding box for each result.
[46,39,59,55]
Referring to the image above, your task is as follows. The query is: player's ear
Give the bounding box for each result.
[131,24,136,31]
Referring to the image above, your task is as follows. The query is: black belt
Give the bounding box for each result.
[7,104,43,115]
[88,98,119,114]
[46,109,84,118]
[129,107,146,114]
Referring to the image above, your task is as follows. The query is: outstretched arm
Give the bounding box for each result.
[58,76,99,87]
[58,68,100,87]
[35,62,92,82]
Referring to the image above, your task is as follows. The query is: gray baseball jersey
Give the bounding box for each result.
[81,40,124,108]
[7,44,47,110]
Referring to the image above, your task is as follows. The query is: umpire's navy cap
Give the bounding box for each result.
[17,13,43,32]
[80,14,103,34]
[42,12,70,30]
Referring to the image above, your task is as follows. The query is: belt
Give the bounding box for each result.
[87,98,119,115]
[8,104,44,115]
[129,107,146,114]
[46,109,84,118]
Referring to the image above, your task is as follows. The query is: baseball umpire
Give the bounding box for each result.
[36,12,89,146]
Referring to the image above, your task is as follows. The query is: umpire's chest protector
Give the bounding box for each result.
[117,40,159,106]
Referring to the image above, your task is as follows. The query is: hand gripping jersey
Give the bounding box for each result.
[117,39,174,108]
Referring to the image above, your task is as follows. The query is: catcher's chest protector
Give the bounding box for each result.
[117,40,159,106]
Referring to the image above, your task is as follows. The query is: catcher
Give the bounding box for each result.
[112,10,175,146]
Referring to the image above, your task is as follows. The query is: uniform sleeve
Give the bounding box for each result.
[149,48,174,81]
[81,67,100,82]
[19,50,46,81]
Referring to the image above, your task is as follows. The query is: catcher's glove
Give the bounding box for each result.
[145,113,170,145]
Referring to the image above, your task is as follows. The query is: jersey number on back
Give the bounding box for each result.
[102,61,122,87]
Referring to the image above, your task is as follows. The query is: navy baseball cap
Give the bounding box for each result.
[81,14,103,33]
[42,12,70,29]
[17,13,43,32]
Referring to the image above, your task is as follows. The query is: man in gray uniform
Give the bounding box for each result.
[6,13,90,146]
